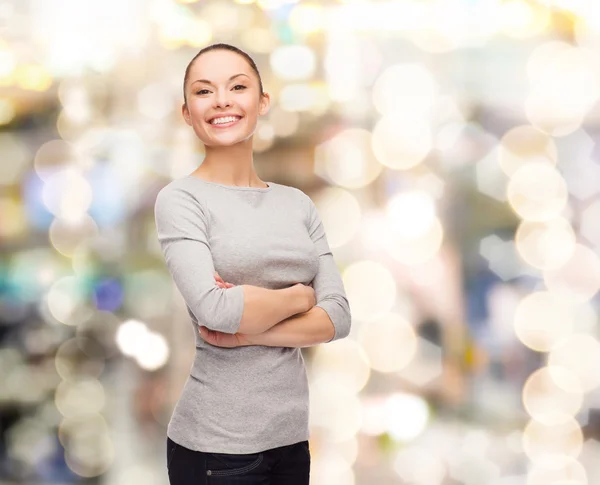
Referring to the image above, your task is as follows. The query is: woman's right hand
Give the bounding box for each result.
[292,282,316,313]
[214,271,235,289]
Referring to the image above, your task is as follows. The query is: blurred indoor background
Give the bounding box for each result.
[1,0,600,483]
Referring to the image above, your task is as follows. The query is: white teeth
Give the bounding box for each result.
[211,116,239,125]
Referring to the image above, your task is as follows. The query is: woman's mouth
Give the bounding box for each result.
[208,116,242,129]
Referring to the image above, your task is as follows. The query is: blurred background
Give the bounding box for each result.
[1,0,600,483]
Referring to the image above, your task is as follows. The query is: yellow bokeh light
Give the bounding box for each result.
[0,196,26,239]
[385,216,444,265]
[548,333,600,392]
[393,444,446,485]
[59,414,114,477]
[257,0,299,9]
[239,27,278,53]
[309,375,362,442]
[525,44,600,136]
[186,18,213,47]
[289,3,325,33]
[371,63,437,118]
[0,40,15,77]
[515,217,576,271]
[522,366,583,425]
[314,128,383,189]
[525,94,585,137]
[34,139,80,181]
[358,313,417,373]
[15,64,53,91]
[0,98,15,125]
[513,291,574,352]
[268,106,299,137]
[386,191,436,239]
[55,378,106,417]
[49,214,99,258]
[543,243,600,304]
[384,392,429,441]
[42,168,93,223]
[0,132,29,185]
[46,276,94,327]
[313,187,361,248]
[380,189,444,263]
[501,0,550,39]
[252,122,275,153]
[343,260,397,321]
[507,162,568,221]
[526,41,572,86]
[135,331,170,371]
[405,1,469,54]
[522,416,583,464]
[312,339,371,394]
[279,82,330,114]
[526,455,587,485]
[498,125,557,177]
[54,337,105,381]
[270,44,316,81]
[372,116,432,170]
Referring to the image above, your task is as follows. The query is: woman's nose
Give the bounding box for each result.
[215,89,231,108]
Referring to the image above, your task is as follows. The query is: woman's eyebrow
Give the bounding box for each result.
[192,73,250,86]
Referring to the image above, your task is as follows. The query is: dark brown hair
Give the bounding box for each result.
[183,43,264,105]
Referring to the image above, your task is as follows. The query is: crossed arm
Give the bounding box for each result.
[198,272,336,348]
[155,186,350,350]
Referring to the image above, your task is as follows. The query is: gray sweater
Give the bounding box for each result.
[154,175,351,454]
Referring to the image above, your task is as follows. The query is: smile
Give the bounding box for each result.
[208,116,242,128]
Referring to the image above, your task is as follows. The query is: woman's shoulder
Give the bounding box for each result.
[272,182,309,199]
[155,176,208,212]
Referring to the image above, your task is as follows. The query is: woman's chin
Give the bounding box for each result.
[201,133,254,148]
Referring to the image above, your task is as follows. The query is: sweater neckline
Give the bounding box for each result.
[185,175,273,192]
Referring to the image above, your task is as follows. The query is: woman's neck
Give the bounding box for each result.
[194,143,264,188]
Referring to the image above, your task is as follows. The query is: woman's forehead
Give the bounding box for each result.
[190,50,251,78]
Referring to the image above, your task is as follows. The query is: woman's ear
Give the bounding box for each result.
[182,103,192,126]
[258,92,271,116]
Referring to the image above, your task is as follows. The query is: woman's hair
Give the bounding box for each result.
[183,43,264,105]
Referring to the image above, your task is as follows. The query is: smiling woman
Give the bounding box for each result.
[181,44,270,156]
[155,42,351,485]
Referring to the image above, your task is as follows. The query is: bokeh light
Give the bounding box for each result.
[342,260,396,321]
[522,416,583,464]
[513,291,574,352]
[3,2,600,483]
[507,162,568,221]
[522,366,583,425]
[314,128,383,189]
[358,313,417,373]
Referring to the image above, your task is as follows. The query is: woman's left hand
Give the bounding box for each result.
[198,326,249,348]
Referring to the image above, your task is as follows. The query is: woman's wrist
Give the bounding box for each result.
[287,284,309,315]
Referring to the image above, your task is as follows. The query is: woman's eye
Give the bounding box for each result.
[196,89,210,95]
[233,85,247,90]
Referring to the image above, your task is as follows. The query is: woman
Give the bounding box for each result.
[154,43,352,485]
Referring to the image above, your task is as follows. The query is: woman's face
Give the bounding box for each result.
[182,49,270,147]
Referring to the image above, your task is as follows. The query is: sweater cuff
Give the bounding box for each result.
[315,299,350,343]
[223,285,245,334]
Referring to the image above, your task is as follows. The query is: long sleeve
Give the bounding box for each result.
[154,186,245,334]
[304,193,352,342]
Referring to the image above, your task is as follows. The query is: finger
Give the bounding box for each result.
[225,283,235,288]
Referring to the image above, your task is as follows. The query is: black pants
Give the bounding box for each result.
[166,436,311,485]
